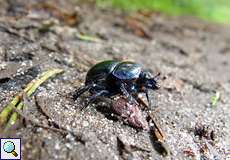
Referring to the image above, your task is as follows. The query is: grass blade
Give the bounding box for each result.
[0,69,64,130]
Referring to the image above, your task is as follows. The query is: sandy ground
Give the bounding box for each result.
[0,0,230,159]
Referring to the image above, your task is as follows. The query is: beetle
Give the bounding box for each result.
[74,60,160,107]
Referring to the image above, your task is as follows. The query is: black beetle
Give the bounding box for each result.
[74,60,160,107]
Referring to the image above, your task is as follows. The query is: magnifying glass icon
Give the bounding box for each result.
[3,141,18,157]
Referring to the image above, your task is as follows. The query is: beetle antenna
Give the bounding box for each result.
[151,72,161,89]
[153,72,161,80]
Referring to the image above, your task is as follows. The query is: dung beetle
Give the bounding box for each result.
[74,60,160,107]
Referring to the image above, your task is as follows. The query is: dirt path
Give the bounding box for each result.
[0,1,230,159]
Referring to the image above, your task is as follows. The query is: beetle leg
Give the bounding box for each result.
[73,83,95,100]
[120,83,138,105]
[145,90,151,108]
[85,90,110,107]
[136,94,149,108]
[90,84,107,93]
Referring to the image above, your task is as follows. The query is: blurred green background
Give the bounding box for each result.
[96,0,230,24]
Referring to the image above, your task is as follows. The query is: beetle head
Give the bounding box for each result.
[140,71,160,90]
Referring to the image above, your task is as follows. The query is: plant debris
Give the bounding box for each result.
[112,96,149,130]
[0,69,64,131]
[76,33,101,42]
[194,123,215,141]
[183,148,196,158]
[148,112,170,156]
[211,91,221,107]
[126,17,152,39]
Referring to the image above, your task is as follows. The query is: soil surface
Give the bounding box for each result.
[0,0,230,160]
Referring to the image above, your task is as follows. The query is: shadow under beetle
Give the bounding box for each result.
[74,60,160,107]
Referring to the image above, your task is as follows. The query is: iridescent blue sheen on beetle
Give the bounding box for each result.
[74,60,160,107]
